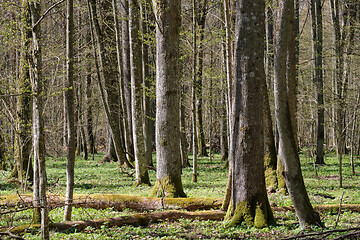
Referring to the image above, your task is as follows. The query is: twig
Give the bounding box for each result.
[334,192,344,229]
[0,228,25,240]
[281,227,360,240]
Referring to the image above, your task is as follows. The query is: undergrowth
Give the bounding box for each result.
[1,151,360,239]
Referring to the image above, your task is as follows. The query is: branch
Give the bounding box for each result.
[32,0,65,30]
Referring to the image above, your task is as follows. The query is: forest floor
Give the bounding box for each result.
[1,151,360,239]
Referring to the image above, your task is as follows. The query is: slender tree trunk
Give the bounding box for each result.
[130,0,150,186]
[88,0,132,168]
[150,0,186,198]
[192,0,198,183]
[180,86,190,168]
[196,0,208,157]
[310,0,325,165]
[224,0,274,228]
[64,0,76,221]
[274,0,321,228]
[121,0,134,158]
[0,133,5,170]
[141,0,153,168]
[30,0,49,237]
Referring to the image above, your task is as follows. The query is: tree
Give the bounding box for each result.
[274,0,321,228]
[88,0,132,168]
[129,0,150,186]
[224,0,274,228]
[64,0,76,221]
[0,132,5,170]
[13,0,33,184]
[30,0,49,238]
[310,0,325,165]
[150,0,186,198]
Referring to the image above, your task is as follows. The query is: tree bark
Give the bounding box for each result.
[274,0,321,228]
[0,133,5,170]
[192,0,198,183]
[120,0,134,158]
[14,0,33,183]
[224,0,274,229]
[150,0,186,198]
[88,0,132,168]
[129,0,151,186]
[310,0,325,165]
[64,0,76,222]
[30,0,49,237]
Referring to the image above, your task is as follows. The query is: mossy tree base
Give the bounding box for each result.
[149,177,186,198]
[224,198,274,229]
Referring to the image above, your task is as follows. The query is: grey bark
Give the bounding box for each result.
[150,0,186,198]
[192,0,198,183]
[129,0,150,186]
[274,0,321,228]
[64,0,76,222]
[0,133,5,170]
[30,0,49,238]
[224,0,273,228]
[120,0,134,157]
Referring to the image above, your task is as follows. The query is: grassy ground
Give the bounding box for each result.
[1,151,360,239]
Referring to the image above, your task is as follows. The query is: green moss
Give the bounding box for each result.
[224,199,272,229]
[264,154,278,192]
[10,224,41,234]
[149,176,186,198]
[277,158,287,195]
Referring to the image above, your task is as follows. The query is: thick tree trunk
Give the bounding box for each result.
[100,126,118,163]
[30,0,49,237]
[150,0,186,198]
[129,0,150,186]
[224,0,274,229]
[274,0,321,228]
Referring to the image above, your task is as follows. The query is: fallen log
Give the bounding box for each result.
[8,210,225,234]
[2,194,360,214]
[0,194,223,212]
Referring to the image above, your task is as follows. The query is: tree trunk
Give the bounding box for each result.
[150,0,186,198]
[180,86,190,168]
[64,0,76,221]
[196,0,208,157]
[88,0,132,168]
[224,0,274,229]
[14,0,33,185]
[101,126,118,163]
[274,0,321,228]
[30,0,49,237]
[192,0,198,183]
[121,0,134,158]
[129,0,150,186]
[0,133,5,170]
[142,0,154,168]
[310,0,325,165]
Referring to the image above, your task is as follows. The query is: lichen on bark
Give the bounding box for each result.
[150,176,186,198]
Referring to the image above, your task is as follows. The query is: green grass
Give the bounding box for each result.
[1,151,360,239]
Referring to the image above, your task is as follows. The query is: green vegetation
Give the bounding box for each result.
[1,152,360,239]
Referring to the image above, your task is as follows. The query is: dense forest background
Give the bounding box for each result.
[0,0,360,238]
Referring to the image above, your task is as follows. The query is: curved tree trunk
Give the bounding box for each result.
[274,0,321,228]
[150,0,186,198]
[224,0,274,229]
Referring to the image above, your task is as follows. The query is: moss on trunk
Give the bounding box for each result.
[264,153,277,192]
[224,197,274,229]
[150,176,186,198]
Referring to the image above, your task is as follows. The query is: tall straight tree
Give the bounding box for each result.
[274,0,321,228]
[120,0,134,157]
[224,0,274,228]
[0,133,5,170]
[129,0,150,186]
[310,0,325,164]
[150,0,186,198]
[14,0,33,183]
[30,0,49,238]
[88,0,132,168]
[64,0,76,221]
